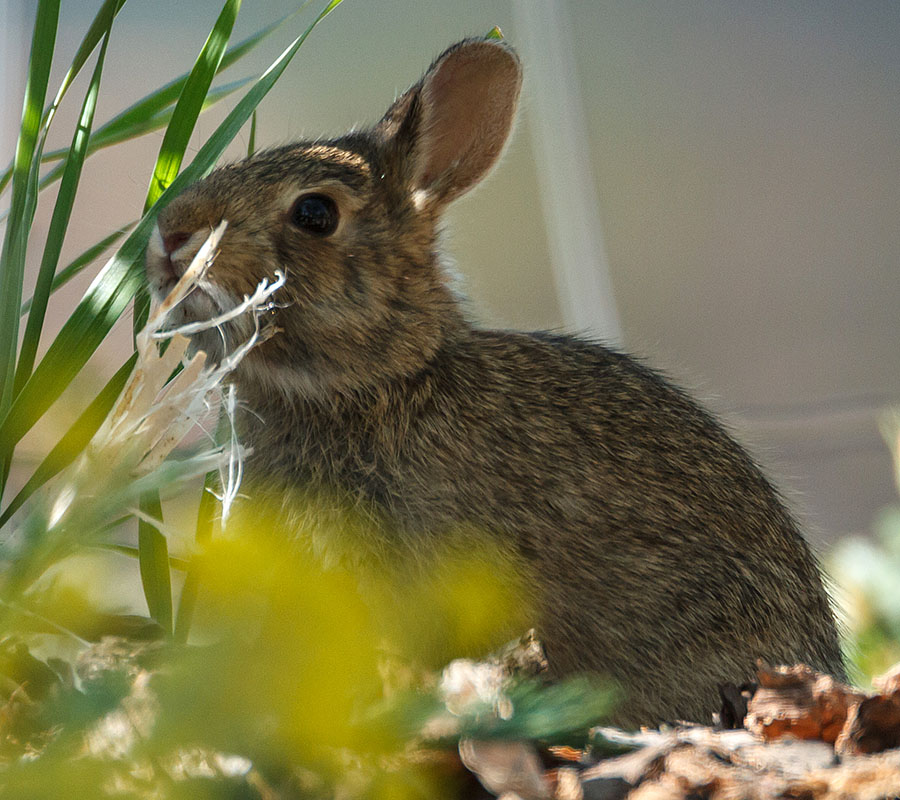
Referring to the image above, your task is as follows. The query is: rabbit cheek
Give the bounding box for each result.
[209,254,264,299]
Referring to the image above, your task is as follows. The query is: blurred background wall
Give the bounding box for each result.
[2,0,899,549]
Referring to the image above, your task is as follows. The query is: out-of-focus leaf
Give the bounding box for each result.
[0,353,137,528]
[139,493,173,634]
[174,470,219,643]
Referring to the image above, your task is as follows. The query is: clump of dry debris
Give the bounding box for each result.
[456,655,900,800]
[2,628,899,799]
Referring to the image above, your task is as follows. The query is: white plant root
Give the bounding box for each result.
[50,221,284,530]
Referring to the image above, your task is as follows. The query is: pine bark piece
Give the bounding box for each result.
[729,739,837,779]
[873,662,900,695]
[837,690,900,755]
[745,663,865,744]
[797,750,900,800]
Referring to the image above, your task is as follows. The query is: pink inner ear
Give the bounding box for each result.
[415,45,521,203]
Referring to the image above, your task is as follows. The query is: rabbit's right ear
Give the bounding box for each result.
[376,39,522,210]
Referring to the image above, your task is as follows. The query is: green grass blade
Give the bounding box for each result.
[81,76,251,157]
[19,226,132,316]
[101,543,190,572]
[0,0,125,199]
[174,470,218,643]
[48,0,126,122]
[0,7,294,199]
[247,109,257,157]
[0,353,137,528]
[15,27,112,393]
[135,0,242,336]
[144,0,242,211]
[138,493,173,634]
[95,9,293,157]
[0,0,345,460]
[0,0,59,423]
[171,0,344,194]
[31,79,252,198]
[0,222,149,458]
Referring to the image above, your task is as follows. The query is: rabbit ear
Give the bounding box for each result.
[377,39,522,209]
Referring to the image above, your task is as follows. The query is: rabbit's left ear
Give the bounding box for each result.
[376,39,522,209]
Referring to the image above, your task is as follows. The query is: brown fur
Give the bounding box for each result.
[146,39,844,726]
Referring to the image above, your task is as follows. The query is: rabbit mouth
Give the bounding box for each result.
[146,223,225,319]
[148,265,220,323]
[146,224,188,298]
[144,251,180,301]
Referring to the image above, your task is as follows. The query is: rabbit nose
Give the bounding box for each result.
[162,230,192,255]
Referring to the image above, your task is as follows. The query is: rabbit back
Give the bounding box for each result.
[237,328,845,725]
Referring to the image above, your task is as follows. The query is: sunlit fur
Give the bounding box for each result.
[146,39,844,726]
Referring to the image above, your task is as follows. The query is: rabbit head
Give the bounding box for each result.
[146,38,522,398]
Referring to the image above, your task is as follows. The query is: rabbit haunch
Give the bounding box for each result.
[146,38,844,725]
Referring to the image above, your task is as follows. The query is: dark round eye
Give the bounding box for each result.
[289,193,339,236]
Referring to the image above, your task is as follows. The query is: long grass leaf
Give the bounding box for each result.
[135,0,242,337]
[49,0,126,122]
[15,28,112,393]
[19,226,132,316]
[1,8,296,197]
[0,0,123,497]
[138,493,173,634]
[174,470,218,643]
[0,0,126,199]
[0,0,345,460]
[74,77,250,158]
[102,543,190,571]
[0,225,149,458]
[0,353,137,528]
[30,79,251,199]
[144,0,241,211]
[0,0,58,419]
[247,109,257,158]
[0,0,60,499]
[97,10,290,150]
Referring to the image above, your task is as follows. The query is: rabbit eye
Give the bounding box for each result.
[289,193,339,236]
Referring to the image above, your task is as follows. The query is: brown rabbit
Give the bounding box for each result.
[146,38,845,725]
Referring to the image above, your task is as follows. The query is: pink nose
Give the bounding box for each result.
[162,230,191,254]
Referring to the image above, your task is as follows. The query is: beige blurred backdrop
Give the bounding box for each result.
[2,0,899,549]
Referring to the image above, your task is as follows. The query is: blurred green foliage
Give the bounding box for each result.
[0,502,614,798]
[828,414,900,684]
[830,505,900,684]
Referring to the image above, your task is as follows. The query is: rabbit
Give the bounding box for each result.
[145,38,845,726]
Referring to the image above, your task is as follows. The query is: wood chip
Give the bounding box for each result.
[745,663,865,744]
